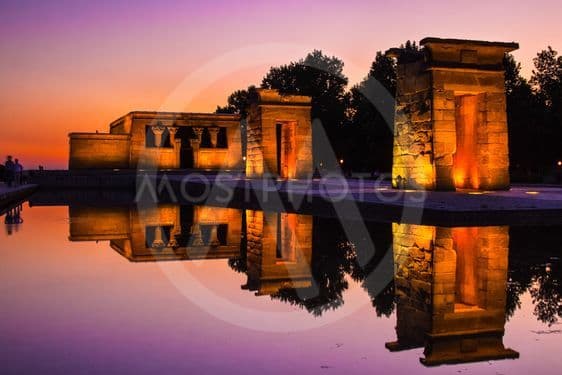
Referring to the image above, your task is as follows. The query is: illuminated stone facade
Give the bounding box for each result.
[388,38,519,191]
[68,205,242,262]
[243,210,313,295]
[246,89,313,179]
[69,111,243,171]
[386,223,518,366]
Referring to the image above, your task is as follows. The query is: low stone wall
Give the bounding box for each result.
[69,133,130,169]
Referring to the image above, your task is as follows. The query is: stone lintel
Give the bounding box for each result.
[251,88,312,107]
[420,37,519,51]
[108,111,241,130]
[68,133,131,140]
[421,37,519,71]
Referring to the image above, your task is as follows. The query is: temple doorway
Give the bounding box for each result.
[180,143,194,169]
[454,95,481,189]
[177,127,194,169]
[276,122,297,179]
[276,213,297,262]
[452,227,483,311]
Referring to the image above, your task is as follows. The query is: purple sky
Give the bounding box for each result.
[1,0,561,168]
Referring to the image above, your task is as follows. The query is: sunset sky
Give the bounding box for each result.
[1,0,561,169]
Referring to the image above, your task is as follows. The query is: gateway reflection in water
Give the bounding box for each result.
[64,203,520,367]
[387,224,518,366]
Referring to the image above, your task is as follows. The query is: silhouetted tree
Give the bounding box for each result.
[507,226,562,324]
[349,52,397,172]
[215,86,256,118]
[527,47,562,174]
[271,241,352,316]
[504,54,539,179]
[529,262,562,326]
[348,41,418,173]
[531,47,562,109]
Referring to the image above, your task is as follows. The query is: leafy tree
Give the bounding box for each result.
[348,52,397,172]
[528,47,562,174]
[504,54,539,177]
[215,86,256,118]
[347,41,418,172]
[531,47,562,109]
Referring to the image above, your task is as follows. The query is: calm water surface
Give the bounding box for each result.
[1,199,562,374]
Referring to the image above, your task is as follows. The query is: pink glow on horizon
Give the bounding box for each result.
[1,0,561,168]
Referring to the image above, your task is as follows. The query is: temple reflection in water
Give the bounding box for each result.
[66,203,519,367]
[69,205,242,262]
[242,210,313,296]
[387,224,519,366]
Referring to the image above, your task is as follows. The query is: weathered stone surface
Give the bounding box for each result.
[389,38,517,191]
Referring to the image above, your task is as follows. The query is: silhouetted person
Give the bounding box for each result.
[14,159,23,186]
[4,156,14,187]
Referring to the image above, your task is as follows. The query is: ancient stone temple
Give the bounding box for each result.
[388,38,519,190]
[69,111,243,170]
[246,89,313,179]
[386,224,518,366]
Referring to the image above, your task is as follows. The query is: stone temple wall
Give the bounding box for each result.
[392,62,436,190]
[388,38,518,191]
[388,223,436,349]
[69,111,242,171]
[69,133,131,170]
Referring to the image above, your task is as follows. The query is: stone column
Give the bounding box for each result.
[167,126,179,143]
[190,138,200,168]
[209,225,220,247]
[167,236,178,248]
[168,126,180,168]
[208,127,220,148]
[193,127,204,144]
[152,226,166,248]
[151,125,166,147]
[190,224,204,246]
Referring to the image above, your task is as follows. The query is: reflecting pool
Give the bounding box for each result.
[2,196,562,374]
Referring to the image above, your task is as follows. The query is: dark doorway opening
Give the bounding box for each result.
[276,122,297,179]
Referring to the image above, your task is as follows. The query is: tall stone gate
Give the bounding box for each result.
[388,38,519,191]
[246,89,313,179]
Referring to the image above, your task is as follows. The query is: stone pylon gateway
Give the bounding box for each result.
[246,89,313,179]
[387,38,519,191]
